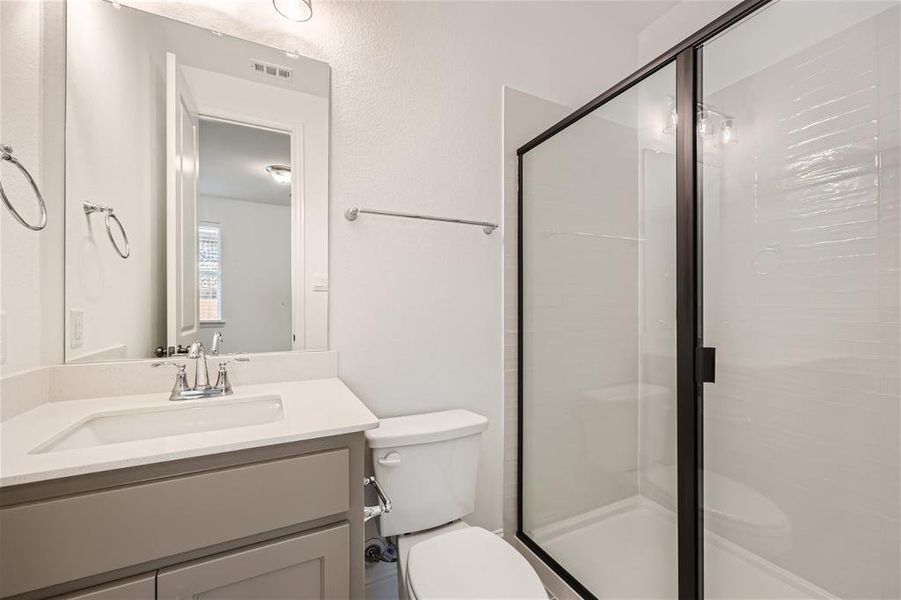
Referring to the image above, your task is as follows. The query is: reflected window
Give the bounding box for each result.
[198,223,222,323]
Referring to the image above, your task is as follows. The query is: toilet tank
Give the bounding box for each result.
[365,410,488,537]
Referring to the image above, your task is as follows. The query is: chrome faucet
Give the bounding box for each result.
[211,332,223,356]
[152,345,249,401]
[187,341,211,390]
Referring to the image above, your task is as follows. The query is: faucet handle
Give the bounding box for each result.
[218,357,250,367]
[152,361,190,399]
[215,357,249,394]
[151,361,186,371]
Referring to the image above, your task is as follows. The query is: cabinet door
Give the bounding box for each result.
[157,524,349,600]
[53,574,155,600]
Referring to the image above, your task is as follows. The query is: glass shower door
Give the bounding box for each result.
[699,1,901,598]
[519,62,679,599]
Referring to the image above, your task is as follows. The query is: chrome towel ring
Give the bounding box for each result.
[83,201,131,259]
[0,144,48,231]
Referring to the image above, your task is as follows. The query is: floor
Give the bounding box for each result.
[365,560,399,600]
[532,498,835,600]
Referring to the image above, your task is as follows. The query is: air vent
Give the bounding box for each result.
[249,59,293,81]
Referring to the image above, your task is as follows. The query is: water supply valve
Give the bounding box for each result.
[363,476,392,522]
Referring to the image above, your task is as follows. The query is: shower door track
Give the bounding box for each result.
[515,0,774,598]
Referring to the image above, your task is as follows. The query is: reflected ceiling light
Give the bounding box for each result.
[662,97,677,135]
[273,0,312,22]
[720,119,738,145]
[266,164,292,185]
[697,110,713,138]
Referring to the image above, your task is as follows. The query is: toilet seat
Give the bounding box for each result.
[406,527,547,599]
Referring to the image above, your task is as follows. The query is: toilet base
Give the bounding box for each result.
[397,521,470,600]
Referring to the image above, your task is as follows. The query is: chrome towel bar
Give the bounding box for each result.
[84,201,131,259]
[0,144,48,231]
[345,207,498,235]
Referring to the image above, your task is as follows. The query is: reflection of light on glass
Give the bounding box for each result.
[663,99,737,144]
[720,119,738,145]
[663,106,677,134]
[697,110,712,137]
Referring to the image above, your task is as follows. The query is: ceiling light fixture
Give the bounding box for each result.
[266,164,292,185]
[273,0,312,22]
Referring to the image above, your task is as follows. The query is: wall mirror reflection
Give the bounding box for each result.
[65,0,329,363]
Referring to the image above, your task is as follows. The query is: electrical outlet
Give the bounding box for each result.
[70,309,84,349]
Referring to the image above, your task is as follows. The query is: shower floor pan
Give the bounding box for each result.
[530,497,835,600]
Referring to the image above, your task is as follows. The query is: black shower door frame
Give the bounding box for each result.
[516,1,774,598]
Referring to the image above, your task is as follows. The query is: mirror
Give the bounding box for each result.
[64,0,329,363]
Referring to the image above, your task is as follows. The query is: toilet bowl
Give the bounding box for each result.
[398,522,546,600]
[366,410,547,600]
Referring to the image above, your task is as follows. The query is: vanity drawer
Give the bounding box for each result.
[0,449,349,597]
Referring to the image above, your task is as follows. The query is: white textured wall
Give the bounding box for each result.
[0,2,43,372]
[0,1,65,376]
[197,195,292,354]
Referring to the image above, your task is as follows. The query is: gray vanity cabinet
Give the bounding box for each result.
[156,524,349,600]
[0,434,365,600]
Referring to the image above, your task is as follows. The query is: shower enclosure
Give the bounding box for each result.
[517,0,900,598]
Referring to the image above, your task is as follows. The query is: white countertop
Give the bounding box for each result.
[0,378,379,487]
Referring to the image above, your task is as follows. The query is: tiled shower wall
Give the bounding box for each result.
[700,7,900,598]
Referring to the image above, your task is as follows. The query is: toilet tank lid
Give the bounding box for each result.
[365,410,488,448]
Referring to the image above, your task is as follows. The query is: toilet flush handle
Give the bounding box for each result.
[377,452,402,466]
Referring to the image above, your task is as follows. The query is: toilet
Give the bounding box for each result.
[365,410,547,600]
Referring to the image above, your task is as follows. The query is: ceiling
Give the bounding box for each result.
[604,0,680,32]
[198,119,292,206]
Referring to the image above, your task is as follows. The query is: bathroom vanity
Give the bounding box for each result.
[0,377,378,600]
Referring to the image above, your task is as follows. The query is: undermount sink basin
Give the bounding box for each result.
[31,395,285,454]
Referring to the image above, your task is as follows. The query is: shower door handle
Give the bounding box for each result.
[698,347,716,383]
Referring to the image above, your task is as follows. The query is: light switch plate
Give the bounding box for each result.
[70,309,84,349]
[312,273,329,292]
